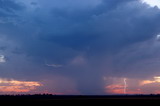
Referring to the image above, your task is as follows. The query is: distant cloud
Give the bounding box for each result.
[0,55,6,63]
[142,0,160,8]
[140,76,160,85]
[70,56,87,65]
[105,76,160,94]
[0,78,41,93]
[45,63,62,68]
[156,34,160,41]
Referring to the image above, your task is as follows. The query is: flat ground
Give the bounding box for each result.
[1,95,160,105]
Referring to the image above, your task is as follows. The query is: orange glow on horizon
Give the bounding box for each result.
[140,76,160,86]
[105,84,124,94]
[140,80,155,85]
[105,84,142,94]
[0,78,42,93]
[105,76,160,95]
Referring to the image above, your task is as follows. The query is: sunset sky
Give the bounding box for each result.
[0,0,160,95]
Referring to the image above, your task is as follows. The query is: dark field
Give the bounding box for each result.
[1,95,160,105]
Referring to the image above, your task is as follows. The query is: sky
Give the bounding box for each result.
[142,0,160,8]
[0,0,160,95]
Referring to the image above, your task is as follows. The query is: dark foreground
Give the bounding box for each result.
[1,94,160,105]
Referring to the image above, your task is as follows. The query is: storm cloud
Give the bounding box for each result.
[0,0,160,94]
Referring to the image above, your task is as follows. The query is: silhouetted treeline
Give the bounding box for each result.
[1,93,160,99]
[1,94,160,105]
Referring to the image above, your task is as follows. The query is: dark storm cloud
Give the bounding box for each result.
[0,0,24,22]
[0,0,23,11]
[36,0,160,54]
[1,0,160,94]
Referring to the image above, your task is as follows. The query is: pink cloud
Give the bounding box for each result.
[0,78,41,93]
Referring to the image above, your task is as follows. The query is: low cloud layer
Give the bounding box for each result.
[0,78,41,94]
[105,76,160,94]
